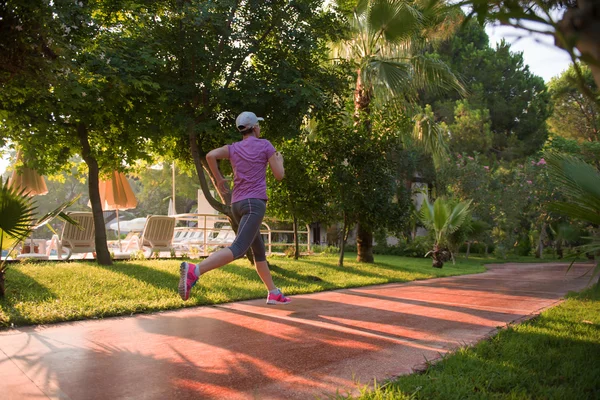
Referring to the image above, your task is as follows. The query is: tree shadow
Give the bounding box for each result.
[342,288,519,322]
[0,304,458,399]
[93,261,179,292]
[406,262,599,300]
[0,268,57,327]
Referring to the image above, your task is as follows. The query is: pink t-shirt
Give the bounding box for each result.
[228,136,276,203]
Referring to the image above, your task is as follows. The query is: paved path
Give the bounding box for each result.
[0,262,596,399]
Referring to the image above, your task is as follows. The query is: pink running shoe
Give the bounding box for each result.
[266,290,291,305]
[178,262,199,301]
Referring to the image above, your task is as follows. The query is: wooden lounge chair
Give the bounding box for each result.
[46,212,96,260]
[123,215,176,257]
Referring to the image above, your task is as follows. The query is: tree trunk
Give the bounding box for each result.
[466,241,471,259]
[353,70,376,264]
[356,222,374,263]
[189,128,230,215]
[537,223,547,259]
[77,124,112,265]
[338,213,348,267]
[0,270,5,297]
[557,0,600,89]
[293,215,299,260]
[431,244,444,268]
[555,238,564,259]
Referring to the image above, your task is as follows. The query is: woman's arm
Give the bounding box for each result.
[206,145,230,193]
[268,151,285,181]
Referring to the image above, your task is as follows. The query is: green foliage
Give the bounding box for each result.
[426,19,552,159]
[307,110,410,239]
[373,236,434,258]
[546,153,600,226]
[446,99,492,155]
[545,152,600,271]
[0,176,80,291]
[548,63,599,143]
[267,138,328,226]
[419,195,472,249]
[436,152,562,258]
[544,136,600,168]
[0,178,37,264]
[447,0,600,97]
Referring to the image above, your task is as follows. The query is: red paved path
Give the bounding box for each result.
[0,262,596,399]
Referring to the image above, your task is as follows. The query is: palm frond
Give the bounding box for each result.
[369,0,423,44]
[546,152,600,224]
[368,59,412,97]
[445,200,472,234]
[549,202,600,226]
[412,111,449,166]
[33,195,82,230]
[418,195,436,229]
[432,197,451,233]
[0,178,37,243]
[410,54,467,97]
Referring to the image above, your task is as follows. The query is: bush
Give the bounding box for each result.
[460,241,494,255]
[514,234,532,256]
[349,237,434,258]
[311,245,339,254]
[400,236,433,258]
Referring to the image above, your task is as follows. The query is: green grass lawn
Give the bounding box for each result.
[0,253,489,327]
[350,286,600,400]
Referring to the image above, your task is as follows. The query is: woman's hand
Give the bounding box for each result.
[216,177,231,195]
[269,151,285,181]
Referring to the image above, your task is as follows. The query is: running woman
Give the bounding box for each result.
[178,111,291,305]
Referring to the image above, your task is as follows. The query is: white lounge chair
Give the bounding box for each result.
[123,215,176,257]
[46,212,96,260]
[208,226,236,245]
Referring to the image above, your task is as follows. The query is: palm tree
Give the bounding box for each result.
[0,178,80,297]
[332,0,465,262]
[419,196,472,268]
[546,152,600,284]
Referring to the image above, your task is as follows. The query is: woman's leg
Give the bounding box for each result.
[197,247,234,275]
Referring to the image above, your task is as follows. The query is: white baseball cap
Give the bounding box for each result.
[236,111,264,132]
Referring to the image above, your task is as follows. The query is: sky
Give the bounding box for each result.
[0,25,574,176]
[485,23,573,83]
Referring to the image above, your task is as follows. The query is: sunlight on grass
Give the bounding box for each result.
[0,254,487,327]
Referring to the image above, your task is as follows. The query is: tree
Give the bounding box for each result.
[548,63,599,143]
[303,108,411,267]
[446,100,492,155]
[418,195,472,268]
[427,19,552,159]
[267,138,329,259]
[544,136,600,169]
[332,0,465,262]
[1,2,164,265]
[144,0,348,244]
[447,0,600,97]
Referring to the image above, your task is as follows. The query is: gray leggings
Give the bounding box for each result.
[228,198,267,262]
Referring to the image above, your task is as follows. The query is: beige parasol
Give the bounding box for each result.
[98,171,138,252]
[8,151,49,256]
[8,151,49,197]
